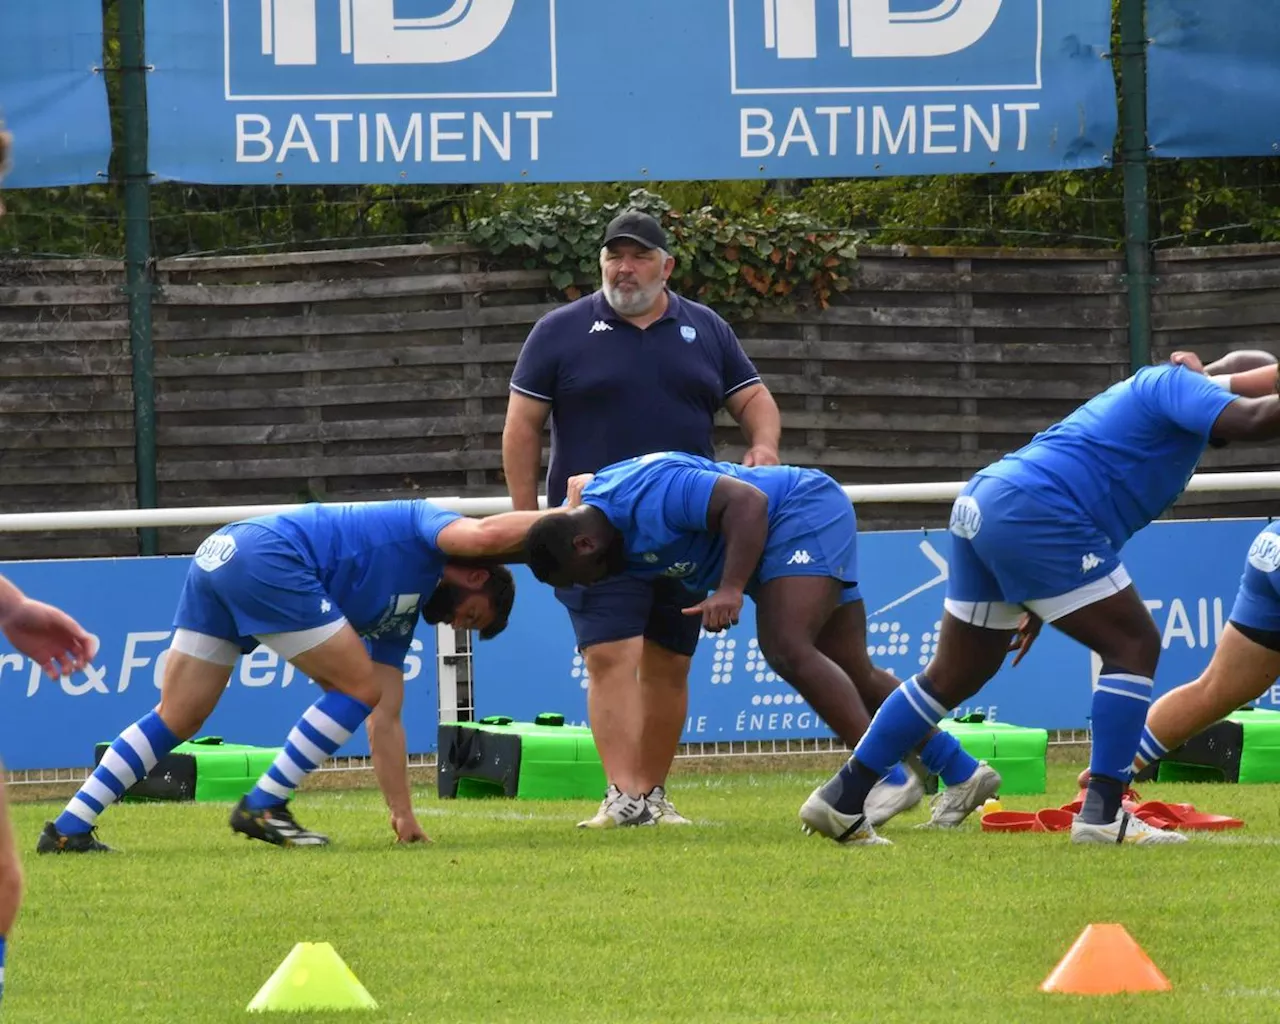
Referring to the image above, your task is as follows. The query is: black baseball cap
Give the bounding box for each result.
[602,210,667,251]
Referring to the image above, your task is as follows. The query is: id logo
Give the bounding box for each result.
[225,0,558,100]
[729,0,1042,95]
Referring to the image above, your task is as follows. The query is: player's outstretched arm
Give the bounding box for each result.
[683,477,769,632]
[435,510,561,561]
[0,576,96,679]
[1212,363,1280,398]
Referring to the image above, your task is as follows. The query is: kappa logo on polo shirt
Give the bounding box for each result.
[589,320,613,334]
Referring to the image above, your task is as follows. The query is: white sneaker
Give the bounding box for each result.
[865,770,925,827]
[918,761,1001,829]
[798,788,892,846]
[1071,810,1189,845]
[576,784,655,829]
[645,786,693,825]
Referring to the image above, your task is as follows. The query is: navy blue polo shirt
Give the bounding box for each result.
[510,290,762,506]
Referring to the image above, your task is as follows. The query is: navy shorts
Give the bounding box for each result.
[555,575,704,657]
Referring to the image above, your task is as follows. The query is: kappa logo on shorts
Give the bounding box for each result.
[194,534,238,572]
[1248,531,1280,574]
[1081,553,1102,573]
[661,561,697,578]
[949,496,982,540]
[786,550,812,565]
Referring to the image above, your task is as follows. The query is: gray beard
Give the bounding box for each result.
[602,280,663,317]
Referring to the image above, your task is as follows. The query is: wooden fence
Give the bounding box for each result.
[2,241,1279,559]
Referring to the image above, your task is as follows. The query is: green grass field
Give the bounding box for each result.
[7,763,1280,1024]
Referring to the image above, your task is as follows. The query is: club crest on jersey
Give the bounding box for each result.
[194,534,237,572]
[949,496,982,540]
[680,325,697,343]
[1249,531,1280,574]
[365,593,422,639]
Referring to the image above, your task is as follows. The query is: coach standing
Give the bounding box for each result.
[503,210,782,827]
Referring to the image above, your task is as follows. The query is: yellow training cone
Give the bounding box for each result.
[247,942,378,1012]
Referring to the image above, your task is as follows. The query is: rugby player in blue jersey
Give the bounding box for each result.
[39,500,554,851]
[523,452,989,841]
[804,352,1280,845]
[1083,352,1280,782]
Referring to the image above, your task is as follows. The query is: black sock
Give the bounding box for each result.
[817,756,881,816]
[1080,773,1125,824]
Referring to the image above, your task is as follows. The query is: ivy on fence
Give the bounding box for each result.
[466,188,862,321]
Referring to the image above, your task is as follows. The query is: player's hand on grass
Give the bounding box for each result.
[683,586,744,633]
[742,446,780,468]
[566,474,595,507]
[1007,611,1042,667]
[1170,351,1205,374]
[0,598,97,679]
[391,813,432,845]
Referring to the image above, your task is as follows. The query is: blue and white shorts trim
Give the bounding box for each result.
[944,565,1133,630]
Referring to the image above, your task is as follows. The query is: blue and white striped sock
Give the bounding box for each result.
[1089,668,1155,783]
[55,712,179,836]
[854,674,950,775]
[0,935,7,1003]
[1133,724,1169,772]
[244,691,372,810]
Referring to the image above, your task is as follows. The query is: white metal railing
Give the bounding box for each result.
[0,471,1267,784]
[0,469,1277,533]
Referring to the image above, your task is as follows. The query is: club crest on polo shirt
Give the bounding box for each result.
[680,325,697,343]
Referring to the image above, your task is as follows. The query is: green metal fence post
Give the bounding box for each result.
[1120,0,1152,373]
[119,0,158,554]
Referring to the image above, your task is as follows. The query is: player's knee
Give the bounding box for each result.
[1101,623,1161,677]
[757,633,813,683]
[584,642,641,689]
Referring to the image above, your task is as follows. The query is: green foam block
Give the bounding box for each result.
[438,714,605,800]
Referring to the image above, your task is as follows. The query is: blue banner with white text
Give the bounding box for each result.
[0,1,112,187]
[1147,0,1280,158]
[475,518,1274,742]
[1,517,1268,770]
[147,0,1117,184]
[0,557,438,771]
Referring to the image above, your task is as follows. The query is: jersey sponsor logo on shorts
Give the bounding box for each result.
[589,320,613,334]
[1248,531,1280,574]
[786,550,813,565]
[194,533,238,572]
[1081,553,1102,573]
[949,496,982,540]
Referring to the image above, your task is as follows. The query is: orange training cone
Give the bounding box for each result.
[1040,924,1172,995]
